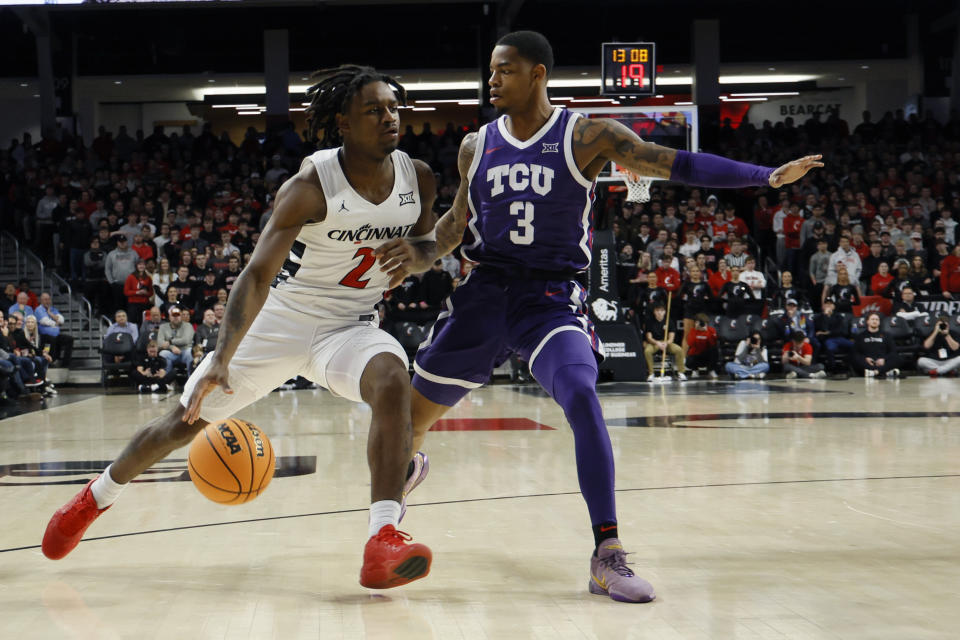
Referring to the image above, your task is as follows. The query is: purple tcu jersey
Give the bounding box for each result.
[463,108,596,272]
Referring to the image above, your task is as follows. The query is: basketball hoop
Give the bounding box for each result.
[623,171,652,204]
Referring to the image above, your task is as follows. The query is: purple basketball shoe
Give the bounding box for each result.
[399,451,429,522]
[588,539,656,603]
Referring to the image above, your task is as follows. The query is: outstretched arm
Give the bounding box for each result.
[574,117,823,188]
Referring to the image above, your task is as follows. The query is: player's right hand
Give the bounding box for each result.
[184,361,232,424]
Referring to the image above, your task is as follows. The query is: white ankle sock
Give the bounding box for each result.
[368,500,401,537]
[90,464,127,509]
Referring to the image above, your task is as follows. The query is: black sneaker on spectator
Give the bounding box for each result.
[157,383,168,393]
[138,385,149,393]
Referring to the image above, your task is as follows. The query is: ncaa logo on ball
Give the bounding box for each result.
[217,423,242,455]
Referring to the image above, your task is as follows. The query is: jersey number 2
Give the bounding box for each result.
[510,201,534,245]
[340,247,377,289]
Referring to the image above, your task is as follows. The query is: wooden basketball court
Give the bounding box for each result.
[1,378,958,639]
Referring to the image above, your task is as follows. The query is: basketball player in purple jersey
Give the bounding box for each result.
[395,31,822,603]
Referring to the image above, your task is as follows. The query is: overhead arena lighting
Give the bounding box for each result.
[198,73,819,99]
[729,92,800,97]
[720,97,768,102]
[547,78,601,88]
[719,74,818,84]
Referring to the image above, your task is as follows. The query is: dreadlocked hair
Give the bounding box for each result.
[304,64,407,148]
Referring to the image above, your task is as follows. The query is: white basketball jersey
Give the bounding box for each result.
[270,147,421,319]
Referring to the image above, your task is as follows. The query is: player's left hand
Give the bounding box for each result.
[375,239,416,289]
[768,155,824,188]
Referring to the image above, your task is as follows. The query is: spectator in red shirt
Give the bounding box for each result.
[870,261,894,296]
[130,234,154,261]
[710,209,731,239]
[852,231,870,260]
[708,260,732,297]
[782,331,827,379]
[655,255,682,293]
[15,279,40,309]
[940,243,960,299]
[754,194,776,257]
[684,313,720,378]
[124,260,154,320]
[218,212,240,236]
[783,203,805,274]
[77,190,97,216]
[723,203,750,238]
[695,204,715,229]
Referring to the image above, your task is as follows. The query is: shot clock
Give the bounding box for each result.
[600,42,656,96]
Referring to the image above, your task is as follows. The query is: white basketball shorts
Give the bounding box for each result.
[180,290,407,423]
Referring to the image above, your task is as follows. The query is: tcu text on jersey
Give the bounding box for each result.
[486,163,555,197]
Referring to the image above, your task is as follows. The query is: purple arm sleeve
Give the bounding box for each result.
[669,150,775,188]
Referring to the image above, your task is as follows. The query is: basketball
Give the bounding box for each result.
[188,419,276,505]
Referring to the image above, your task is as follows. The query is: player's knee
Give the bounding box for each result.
[362,358,411,409]
[377,367,410,405]
[551,364,599,410]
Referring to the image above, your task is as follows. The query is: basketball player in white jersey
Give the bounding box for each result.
[42,65,439,589]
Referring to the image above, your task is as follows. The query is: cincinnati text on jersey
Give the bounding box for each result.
[327,222,417,243]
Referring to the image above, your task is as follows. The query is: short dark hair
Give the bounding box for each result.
[497,30,554,76]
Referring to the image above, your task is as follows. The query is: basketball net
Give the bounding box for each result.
[623,170,653,204]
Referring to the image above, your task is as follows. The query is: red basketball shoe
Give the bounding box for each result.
[42,477,110,560]
[359,525,432,589]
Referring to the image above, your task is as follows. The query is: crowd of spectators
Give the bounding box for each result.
[5,105,960,389]
[618,107,960,379]
[0,119,472,391]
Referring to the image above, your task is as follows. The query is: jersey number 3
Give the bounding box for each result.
[340,247,377,289]
[509,201,534,245]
